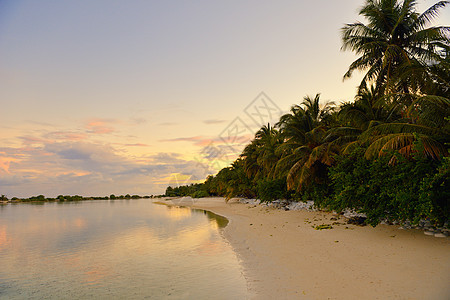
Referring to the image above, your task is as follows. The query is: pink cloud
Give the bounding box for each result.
[0,158,14,173]
[0,155,21,174]
[85,119,117,134]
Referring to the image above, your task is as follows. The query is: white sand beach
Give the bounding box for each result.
[163,197,450,300]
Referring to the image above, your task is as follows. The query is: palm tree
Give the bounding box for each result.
[274,95,337,190]
[255,124,282,178]
[361,94,450,161]
[240,124,281,180]
[326,83,401,154]
[342,0,449,95]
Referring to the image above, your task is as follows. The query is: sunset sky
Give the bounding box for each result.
[1,1,448,197]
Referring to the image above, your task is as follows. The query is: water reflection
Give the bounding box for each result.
[164,205,192,220]
[0,226,11,250]
[0,200,246,299]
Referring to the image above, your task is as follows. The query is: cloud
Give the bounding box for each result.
[203,119,227,125]
[45,131,87,141]
[149,152,182,163]
[0,116,226,197]
[159,136,216,147]
[44,142,128,173]
[0,156,20,173]
[160,133,253,151]
[0,174,31,186]
[19,135,51,145]
[0,137,216,198]
[85,118,117,134]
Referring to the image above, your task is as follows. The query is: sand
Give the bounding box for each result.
[162,197,450,300]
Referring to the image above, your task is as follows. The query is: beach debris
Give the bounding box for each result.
[286,200,316,211]
[434,232,448,238]
[314,224,333,230]
[347,216,367,226]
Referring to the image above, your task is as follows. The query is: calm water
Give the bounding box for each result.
[0,200,247,299]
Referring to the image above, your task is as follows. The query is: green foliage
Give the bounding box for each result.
[328,147,445,226]
[191,190,209,198]
[256,178,289,202]
[418,157,450,225]
[165,183,210,198]
[300,183,331,207]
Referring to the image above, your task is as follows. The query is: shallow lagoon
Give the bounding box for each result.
[0,199,247,299]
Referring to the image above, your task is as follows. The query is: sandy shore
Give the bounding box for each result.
[162,197,449,299]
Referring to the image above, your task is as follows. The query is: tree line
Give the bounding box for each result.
[166,0,450,226]
[1,194,153,203]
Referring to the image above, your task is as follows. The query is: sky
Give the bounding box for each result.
[0,0,448,197]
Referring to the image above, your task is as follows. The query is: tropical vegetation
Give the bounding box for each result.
[166,0,449,226]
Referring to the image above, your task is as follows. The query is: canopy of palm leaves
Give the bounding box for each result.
[342,0,449,95]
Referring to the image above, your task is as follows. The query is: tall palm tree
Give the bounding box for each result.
[342,0,449,95]
[275,95,337,190]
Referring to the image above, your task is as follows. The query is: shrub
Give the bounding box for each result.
[191,190,209,198]
[256,178,289,202]
[328,148,443,226]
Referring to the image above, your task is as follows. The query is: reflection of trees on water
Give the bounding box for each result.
[199,209,228,228]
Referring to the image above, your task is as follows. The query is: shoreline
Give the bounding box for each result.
[162,197,449,299]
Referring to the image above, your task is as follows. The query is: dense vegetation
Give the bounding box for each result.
[166,0,450,226]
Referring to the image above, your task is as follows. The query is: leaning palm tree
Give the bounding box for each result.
[361,94,450,161]
[342,0,449,95]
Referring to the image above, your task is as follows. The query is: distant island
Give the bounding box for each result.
[0,194,155,203]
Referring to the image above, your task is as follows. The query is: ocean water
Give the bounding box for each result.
[0,199,247,299]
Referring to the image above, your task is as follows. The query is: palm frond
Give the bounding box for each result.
[360,122,441,142]
[365,133,447,160]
